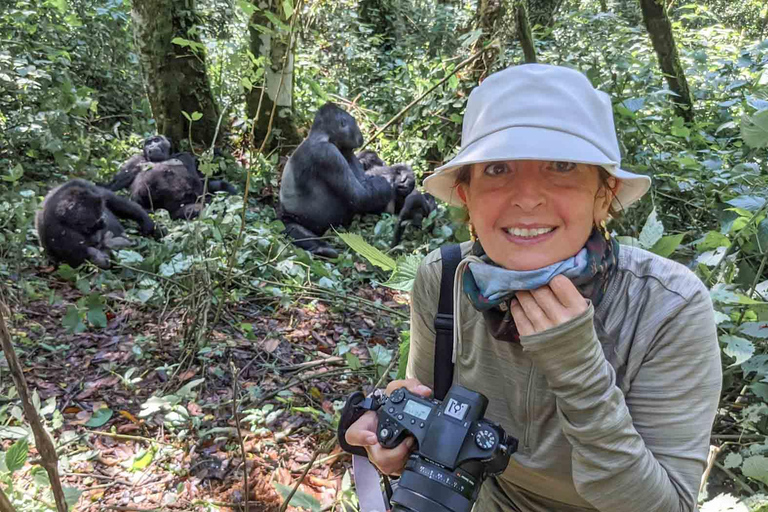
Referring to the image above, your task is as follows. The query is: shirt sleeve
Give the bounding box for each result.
[405,256,440,389]
[519,286,721,512]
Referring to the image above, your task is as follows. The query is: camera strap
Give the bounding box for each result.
[434,244,462,401]
[353,455,389,512]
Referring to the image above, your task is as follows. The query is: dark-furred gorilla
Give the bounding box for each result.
[357,150,385,171]
[366,162,415,214]
[36,180,158,269]
[105,135,237,220]
[279,103,392,258]
[392,190,436,247]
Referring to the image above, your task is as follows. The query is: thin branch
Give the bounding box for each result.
[230,361,249,512]
[360,43,496,150]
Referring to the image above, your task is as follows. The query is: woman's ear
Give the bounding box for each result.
[594,177,620,220]
[456,182,469,205]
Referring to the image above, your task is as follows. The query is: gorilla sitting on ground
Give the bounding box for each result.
[392,190,436,248]
[279,103,393,258]
[365,162,416,214]
[36,179,158,269]
[105,135,237,220]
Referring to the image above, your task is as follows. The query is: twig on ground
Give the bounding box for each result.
[0,483,16,512]
[279,440,334,512]
[230,360,250,512]
[0,302,69,512]
[86,430,171,445]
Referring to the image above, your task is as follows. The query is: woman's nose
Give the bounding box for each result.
[509,165,546,211]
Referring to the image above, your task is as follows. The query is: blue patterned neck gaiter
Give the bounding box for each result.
[462,228,619,341]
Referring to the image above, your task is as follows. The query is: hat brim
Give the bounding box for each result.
[423,126,650,210]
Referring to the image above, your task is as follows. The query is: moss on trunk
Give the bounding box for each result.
[131,0,220,147]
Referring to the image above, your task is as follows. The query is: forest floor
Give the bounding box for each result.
[2,263,407,511]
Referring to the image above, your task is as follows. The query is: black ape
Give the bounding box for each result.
[365,163,416,214]
[36,180,157,269]
[392,190,436,247]
[279,103,392,257]
[356,150,385,171]
[105,136,237,219]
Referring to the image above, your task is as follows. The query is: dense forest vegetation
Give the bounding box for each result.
[2,0,768,510]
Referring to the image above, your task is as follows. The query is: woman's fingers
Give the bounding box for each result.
[514,291,553,332]
[509,297,535,336]
[385,378,432,398]
[549,275,588,314]
[345,411,380,447]
[368,437,416,476]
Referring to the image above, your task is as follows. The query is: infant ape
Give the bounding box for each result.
[36,180,158,269]
[365,163,416,214]
[356,149,385,171]
[392,190,436,247]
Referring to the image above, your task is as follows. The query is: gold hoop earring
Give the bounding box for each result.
[600,219,610,241]
[469,223,477,242]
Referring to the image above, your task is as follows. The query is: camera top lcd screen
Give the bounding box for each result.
[404,399,431,420]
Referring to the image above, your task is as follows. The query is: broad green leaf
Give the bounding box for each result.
[5,438,29,473]
[282,0,294,18]
[63,305,86,334]
[87,293,107,328]
[238,0,256,17]
[742,355,768,377]
[177,378,205,398]
[383,255,420,292]
[742,456,768,486]
[131,448,155,471]
[345,352,360,370]
[726,195,766,212]
[721,335,755,366]
[751,383,768,402]
[724,453,743,469]
[740,322,768,339]
[85,407,113,427]
[273,481,322,511]
[741,110,768,148]
[190,111,203,121]
[64,486,84,507]
[697,231,730,251]
[649,233,685,258]
[758,219,768,250]
[117,250,144,264]
[369,345,393,368]
[638,208,664,249]
[171,37,190,48]
[336,231,396,270]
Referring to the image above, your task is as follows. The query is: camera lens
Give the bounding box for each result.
[389,458,481,512]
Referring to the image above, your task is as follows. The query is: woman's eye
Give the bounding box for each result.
[483,163,508,176]
[550,162,577,173]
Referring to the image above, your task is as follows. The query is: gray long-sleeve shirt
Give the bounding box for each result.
[406,243,721,512]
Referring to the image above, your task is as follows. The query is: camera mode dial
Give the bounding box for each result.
[390,388,406,404]
[475,428,497,450]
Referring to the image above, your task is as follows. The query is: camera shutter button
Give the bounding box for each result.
[380,428,392,440]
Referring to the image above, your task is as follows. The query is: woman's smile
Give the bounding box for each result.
[501,225,558,245]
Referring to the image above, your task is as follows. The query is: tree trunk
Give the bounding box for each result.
[131,0,220,147]
[245,0,300,152]
[638,0,694,122]
[526,0,565,27]
[469,0,504,83]
[516,0,537,63]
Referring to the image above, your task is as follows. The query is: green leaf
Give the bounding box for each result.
[742,456,768,486]
[724,452,743,469]
[190,111,203,121]
[117,250,144,264]
[383,255,420,292]
[758,219,768,251]
[697,231,730,251]
[177,378,206,398]
[181,111,192,122]
[5,438,29,473]
[638,208,664,249]
[171,37,190,48]
[751,383,768,402]
[282,0,294,18]
[273,481,323,511]
[721,335,755,367]
[396,331,410,380]
[741,110,768,148]
[64,486,84,507]
[336,231,396,270]
[649,233,685,258]
[86,293,107,328]
[131,448,155,471]
[85,407,113,428]
[345,352,360,370]
[63,305,86,334]
[238,0,256,17]
[369,345,393,368]
[740,322,768,339]
[726,195,766,212]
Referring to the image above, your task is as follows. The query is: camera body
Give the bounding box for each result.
[376,385,516,512]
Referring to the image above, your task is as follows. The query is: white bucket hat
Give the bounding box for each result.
[423,64,651,210]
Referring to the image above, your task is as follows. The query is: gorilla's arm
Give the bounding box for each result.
[102,190,157,236]
[207,180,238,195]
[319,146,392,214]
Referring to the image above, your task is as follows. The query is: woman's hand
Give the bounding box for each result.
[344,378,432,476]
[509,275,588,336]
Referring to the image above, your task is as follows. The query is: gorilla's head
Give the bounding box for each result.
[357,150,385,171]
[391,163,415,197]
[59,186,106,235]
[143,135,172,162]
[312,103,364,150]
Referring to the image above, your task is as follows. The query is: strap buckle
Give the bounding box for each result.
[434,312,453,332]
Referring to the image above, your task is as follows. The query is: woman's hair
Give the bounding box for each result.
[453,162,622,218]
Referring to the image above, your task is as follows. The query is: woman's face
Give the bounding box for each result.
[457,160,617,271]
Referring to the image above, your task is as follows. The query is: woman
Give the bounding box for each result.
[345,64,721,512]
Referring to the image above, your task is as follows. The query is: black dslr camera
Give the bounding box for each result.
[372,384,516,512]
